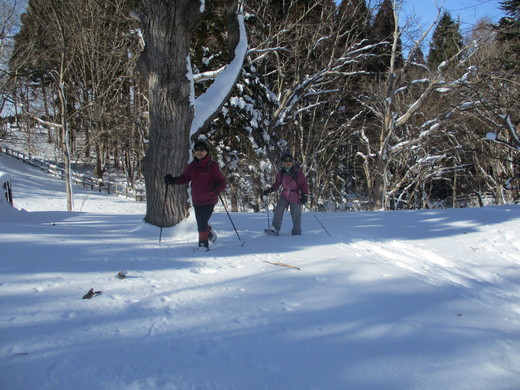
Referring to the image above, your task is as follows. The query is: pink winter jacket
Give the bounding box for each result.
[270,166,309,204]
[175,154,227,206]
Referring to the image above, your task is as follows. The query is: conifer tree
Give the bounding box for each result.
[427,11,464,69]
[191,0,278,212]
[337,0,370,38]
[496,0,520,67]
[370,0,403,72]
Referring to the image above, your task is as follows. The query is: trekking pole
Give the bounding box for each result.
[265,194,270,229]
[304,204,332,238]
[159,183,169,243]
[219,193,245,246]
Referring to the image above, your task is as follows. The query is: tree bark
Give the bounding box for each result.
[139,0,205,227]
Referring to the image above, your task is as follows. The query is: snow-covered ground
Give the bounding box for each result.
[1,152,520,390]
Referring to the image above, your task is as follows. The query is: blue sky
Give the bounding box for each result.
[400,0,505,35]
[396,0,506,52]
[334,1,506,40]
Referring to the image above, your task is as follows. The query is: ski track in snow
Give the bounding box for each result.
[343,229,520,319]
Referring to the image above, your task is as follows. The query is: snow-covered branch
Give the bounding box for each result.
[190,6,248,139]
[192,66,227,83]
[502,113,520,147]
[485,114,520,151]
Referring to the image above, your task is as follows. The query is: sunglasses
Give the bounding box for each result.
[282,158,293,162]
[194,148,207,152]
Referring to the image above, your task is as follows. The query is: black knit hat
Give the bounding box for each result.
[193,139,210,152]
[280,151,293,161]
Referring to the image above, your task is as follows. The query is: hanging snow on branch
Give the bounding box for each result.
[189,7,248,140]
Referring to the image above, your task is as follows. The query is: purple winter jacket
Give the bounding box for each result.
[270,166,309,204]
[175,154,227,206]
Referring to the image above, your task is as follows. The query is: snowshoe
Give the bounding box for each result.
[265,227,279,236]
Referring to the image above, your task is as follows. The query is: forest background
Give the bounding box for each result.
[0,0,519,214]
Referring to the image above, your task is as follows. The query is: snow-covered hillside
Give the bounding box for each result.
[1,152,519,390]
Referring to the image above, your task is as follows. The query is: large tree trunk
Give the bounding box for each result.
[139,0,204,227]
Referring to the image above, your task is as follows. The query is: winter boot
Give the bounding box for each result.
[208,227,217,244]
[198,240,209,251]
[198,231,210,251]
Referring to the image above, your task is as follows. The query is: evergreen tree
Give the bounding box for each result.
[495,0,520,68]
[189,0,279,211]
[500,0,520,17]
[336,0,371,49]
[369,0,403,72]
[427,11,464,69]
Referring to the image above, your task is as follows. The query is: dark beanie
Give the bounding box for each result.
[193,139,210,152]
[280,151,292,161]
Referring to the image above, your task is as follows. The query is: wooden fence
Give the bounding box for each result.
[0,146,146,201]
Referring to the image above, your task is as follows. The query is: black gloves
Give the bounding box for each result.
[263,188,271,196]
[164,174,177,185]
[301,194,308,204]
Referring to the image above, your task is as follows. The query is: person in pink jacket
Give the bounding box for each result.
[263,151,309,236]
[164,139,227,250]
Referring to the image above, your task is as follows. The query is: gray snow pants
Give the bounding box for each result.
[272,196,302,235]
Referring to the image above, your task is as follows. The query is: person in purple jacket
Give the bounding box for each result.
[164,139,227,250]
[263,151,309,236]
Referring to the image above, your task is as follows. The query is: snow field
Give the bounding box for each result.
[1,152,520,390]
